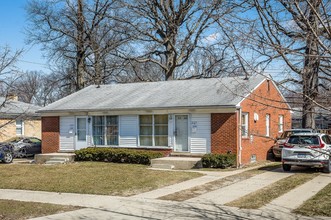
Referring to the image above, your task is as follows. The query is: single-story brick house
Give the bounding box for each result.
[0,96,41,141]
[38,75,291,165]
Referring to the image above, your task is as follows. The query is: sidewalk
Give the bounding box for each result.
[0,189,321,220]
[0,165,330,219]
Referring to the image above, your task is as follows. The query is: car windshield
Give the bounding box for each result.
[288,135,320,145]
[4,137,23,143]
[280,130,312,139]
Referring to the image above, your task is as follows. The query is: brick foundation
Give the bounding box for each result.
[42,116,60,153]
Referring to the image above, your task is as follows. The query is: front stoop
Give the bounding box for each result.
[151,157,202,170]
[34,153,75,164]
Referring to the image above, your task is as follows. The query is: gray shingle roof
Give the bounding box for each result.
[0,98,41,118]
[39,76,266,113]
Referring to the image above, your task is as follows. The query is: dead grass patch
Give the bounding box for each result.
[0,199,78,220]
[0,162,201,196]
[226,173,317,209]
[294,182,331,217]
[159,164,281,201]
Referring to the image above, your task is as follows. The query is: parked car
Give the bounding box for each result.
[282,133,331,173]
[0,143,14,163]
[272,129,314,160]
[2,137,42,158]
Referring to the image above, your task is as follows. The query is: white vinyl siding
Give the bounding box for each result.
[190,114,211,154]
[119,115,138,147]
[60,116,75,151]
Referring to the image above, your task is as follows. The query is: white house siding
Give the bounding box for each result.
[59,116,75,151]
[119,115,138,147]
[190,114,211,154]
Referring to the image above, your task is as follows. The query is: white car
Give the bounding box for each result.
[282,133,331,173]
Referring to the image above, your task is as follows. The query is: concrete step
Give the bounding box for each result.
[151,157,202,170]
[45,157,69,165]
[34,153,75,164]
[151,164,175,170]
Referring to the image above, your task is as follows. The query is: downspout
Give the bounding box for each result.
[238,107,242,168]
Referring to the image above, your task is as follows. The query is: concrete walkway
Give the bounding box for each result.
[262,173,331,213]
[0,166,330,219]
[133,167,258,199]
[0,189,324,220]
[187,168,293,205]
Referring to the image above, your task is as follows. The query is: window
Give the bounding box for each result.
[140,115,168,146]
[322,135,331,145]
[278,115,284,133]
[266,114,270,137]
[16,119,24,136]
[241,113,248,137]
[154,115,168,146]
[140,115,153,146]
[106,116,118,145]
[92,116,118,145]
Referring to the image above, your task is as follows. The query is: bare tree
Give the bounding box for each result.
[0,46,22,99]
[117,0,241,80]
[26,0,128,91]
[245,0,331,129]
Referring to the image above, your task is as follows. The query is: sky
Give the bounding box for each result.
[0,1,49,74]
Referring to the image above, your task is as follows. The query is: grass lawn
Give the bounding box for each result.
[159,164,281,201]
[0,199,78,220]
[0,162,202,196]
[226,173,317,209]
[294,183,331,217]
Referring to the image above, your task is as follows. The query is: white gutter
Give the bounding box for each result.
[238,107,242,168]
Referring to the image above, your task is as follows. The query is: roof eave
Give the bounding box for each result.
[38,105,239,114]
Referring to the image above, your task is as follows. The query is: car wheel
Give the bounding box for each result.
[323,159,331,173]
[282,163,291,172]
[3,152,13,163]
[21,148,27,158]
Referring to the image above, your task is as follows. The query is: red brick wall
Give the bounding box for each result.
[42,117,60,153]
[211,113,238,155]
[240,80,291,164]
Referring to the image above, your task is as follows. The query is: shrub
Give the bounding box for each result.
[75,147,164,165]
[201,153,236,168]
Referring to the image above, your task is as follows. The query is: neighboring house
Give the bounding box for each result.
[38,75,291,165]
[0,96,41,142]
[292,107,331,130]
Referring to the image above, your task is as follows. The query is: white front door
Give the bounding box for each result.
[175,115,189,152]
[76,116,87,150]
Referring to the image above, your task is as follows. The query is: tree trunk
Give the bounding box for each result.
[301,0,321,129]
[76,0,85,91]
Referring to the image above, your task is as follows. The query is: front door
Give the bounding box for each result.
[76,116,87,150]
[175,115,188,152]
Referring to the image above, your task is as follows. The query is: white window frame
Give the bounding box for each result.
[266,114,270,137]
[92,116,119,146]
[278,115,284,133]
[241,113,249,138]
[139,114,168,147]
[16,119,24,136]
